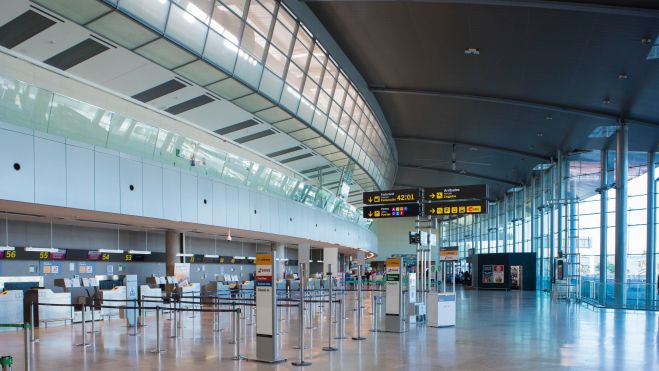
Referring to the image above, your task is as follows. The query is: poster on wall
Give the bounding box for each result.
[79,262,93,274]
[493,265,505,283]
[482,265,493,283]
[174,263,191,286]
[41,261,60,274]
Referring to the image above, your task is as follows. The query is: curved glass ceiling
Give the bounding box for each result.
[96,0,397,190]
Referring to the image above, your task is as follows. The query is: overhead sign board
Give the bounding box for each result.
[424,199,488,216]
[363,203,420,219]
[363,188,420,205]
[424,184,487,201]
[439,246,459,261]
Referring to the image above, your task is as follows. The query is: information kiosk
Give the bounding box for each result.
[384,257,406,333]
[254,251,285,363]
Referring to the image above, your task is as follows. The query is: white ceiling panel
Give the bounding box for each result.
[12,20,88,61]
[286,155,329,173]
[33,0,111,24]
[178,99,253,130]
[222,123,271,141]
[0,1,30,25]
[103,63,174,96]
[87,11,159,50]
[68,46,149,86]
[174,60,227,86]
[147,85,207,111]
[240,133,300,155]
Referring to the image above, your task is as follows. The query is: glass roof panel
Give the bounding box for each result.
[246,0,273,37]
[220,0,248,17]
[210,2,244,44]
[271,21,293,54]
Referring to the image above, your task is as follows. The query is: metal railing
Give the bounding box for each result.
[580,280,659,310]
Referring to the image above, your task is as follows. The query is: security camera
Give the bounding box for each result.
[226,230,232,242]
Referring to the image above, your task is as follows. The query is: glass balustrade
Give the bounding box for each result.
[0,73,371,228]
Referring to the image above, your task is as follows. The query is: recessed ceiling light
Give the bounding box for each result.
[468,147,478,151]
[533,163,553,171]
[588,126,617,138]
[641,37,654,45]
[545,115,553,121]
[618,73,628,80]
[464,48,480,55]
[602,97,611,105]
[537,131,544,137]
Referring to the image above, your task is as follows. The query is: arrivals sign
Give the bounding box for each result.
[424,185,487,201]
[424,199,488,216]
[363,188,420,205]
[363,203,420,219]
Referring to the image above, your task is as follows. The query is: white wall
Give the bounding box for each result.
[371,218,425,260]
[0,122,377,253]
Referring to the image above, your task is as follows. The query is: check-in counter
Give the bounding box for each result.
[95,275,127,319]
[178,282,201,310]
[139,285,162,310]
[25,289,73,327]
[0,276,43,292]
[0,290,24,332]
[201,279,231,303]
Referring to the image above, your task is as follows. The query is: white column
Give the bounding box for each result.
[323,247,338,277]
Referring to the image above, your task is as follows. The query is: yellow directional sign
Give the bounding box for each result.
[424,199,488,216]
[423,185,487,201]
[363,203,420,219]
[363,189,420,205]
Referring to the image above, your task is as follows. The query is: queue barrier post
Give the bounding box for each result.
[151,306,164,354]
[292,263,311,367]
[231,308,244,361]
[76,305,89,348]
[322,266,338,352]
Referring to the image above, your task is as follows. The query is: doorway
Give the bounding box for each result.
[511,266,523,290]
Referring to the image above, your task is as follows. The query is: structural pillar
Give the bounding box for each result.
[276,243,286,280]
[323,247,338,278]
[557,151,564,259]
[614,123,628,306]
[165,230,182,276]
[646,151,656,307]
[298,243,310,276]
[599,150,608,305]
[495,203,500,253]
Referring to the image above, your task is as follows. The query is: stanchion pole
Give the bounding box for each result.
[231,308,244,360]
[229,303,236,345]
[292,263,311,366]
[171,304,178,339]
[77,306,89,347]
[352,265,365,340]
[151,306,164,354]
[370,295,378,333]
[323,265,337,351]
[30,302,37,343]
[24,323,31,371]
[335,298,347,339]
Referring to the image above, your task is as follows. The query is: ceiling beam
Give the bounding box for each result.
[395,136,549,160]
[371,87,659,129]
[398,163,523,186]
[301,0,659,19]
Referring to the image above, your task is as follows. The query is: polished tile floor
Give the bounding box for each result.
[1,289,658,370]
